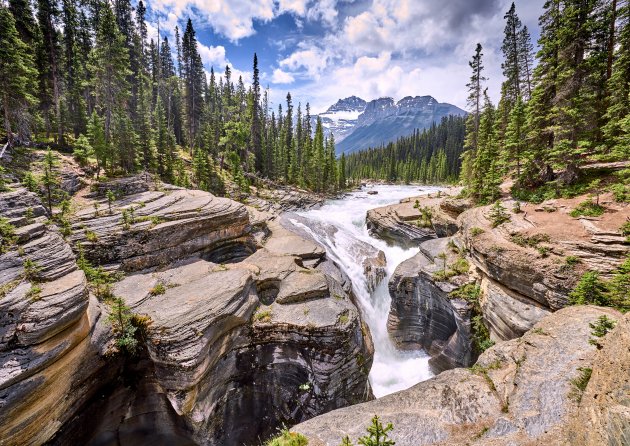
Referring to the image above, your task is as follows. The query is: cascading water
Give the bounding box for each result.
[294,184,438,397]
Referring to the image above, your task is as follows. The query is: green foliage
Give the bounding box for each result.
[413,202,433,228]
[470,227,484,237]
[106,190,116,214]
[73,135,93,166]
[265,429,308,446]
[565,256,581,267]
[570,367,592,402]
[149,282,166,296]
[569,271,608,306]
[621,220,630,243]
[356,415,395,446]
[22,258,40,281]
[41,148,59,212]
[607,257,630,312]
[570,201,605,218]
[254,308,272,323]
[510,232,550,248]
[0,218,18,254]
[22,172,39,192]
[449,284,480,303]
[589,315,617,348]
[609,184,628,203]
[26,284,42,300]
[107,297,138,355]
[472,315,495,353]
[488,201,510,228]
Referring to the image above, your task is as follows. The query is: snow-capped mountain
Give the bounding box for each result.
[312,96,367,142]
[313,95,466,154]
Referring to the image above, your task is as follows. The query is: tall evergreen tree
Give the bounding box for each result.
[0,6,38,145]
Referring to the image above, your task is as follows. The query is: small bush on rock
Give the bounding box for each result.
[569,271,608,306]
[488,201,510,228]
[589,315,617,349]
[570,200,605,218]
[265,429,308,446]
[340,415,395,446]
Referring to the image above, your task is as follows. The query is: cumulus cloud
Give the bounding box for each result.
[271,68,296,84]
[279,46,330,78]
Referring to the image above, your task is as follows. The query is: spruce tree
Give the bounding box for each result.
[0,6,38,145]
[88,2,131,168]
[251,53,262,172]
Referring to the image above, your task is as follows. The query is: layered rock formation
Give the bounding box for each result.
[387,237,474,373]
[459,196,629,341]
[0,178,374,446]
[0,190,110,446]
[294,306,624,446]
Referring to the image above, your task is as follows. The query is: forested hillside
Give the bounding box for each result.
[345,115,466,184]
[460,1,630,203]
[0,0,344,194]
[348,0,629,198]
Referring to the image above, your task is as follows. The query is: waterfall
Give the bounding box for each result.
[295,185,437,397]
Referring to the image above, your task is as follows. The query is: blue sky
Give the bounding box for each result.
[143,0,545,113]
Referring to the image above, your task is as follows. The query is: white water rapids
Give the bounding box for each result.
[294,184,439,397]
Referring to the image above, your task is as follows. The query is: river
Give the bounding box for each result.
[293,184,439,397]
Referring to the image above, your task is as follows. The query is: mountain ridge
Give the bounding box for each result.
[313,95,466,154]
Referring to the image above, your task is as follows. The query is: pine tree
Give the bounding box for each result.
[251,53,262,172]
[182,19,205,149]
[88,2,131,167]
[461,43,487,189]
[603,1,630,158]
[0,6,38,145]
[37,0,63,143]
[505,96,527,178]
[87,110,108,177]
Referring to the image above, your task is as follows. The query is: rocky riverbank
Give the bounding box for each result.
[0,175,374,446]
[292,188,629,445]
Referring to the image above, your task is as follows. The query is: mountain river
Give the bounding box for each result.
[293,184,439,397]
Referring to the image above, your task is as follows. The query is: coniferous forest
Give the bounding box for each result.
[0,0,344,195]
[344,115,466,184]
[460,0,630,203]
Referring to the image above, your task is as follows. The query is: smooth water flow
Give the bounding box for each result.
[295,185,438,397]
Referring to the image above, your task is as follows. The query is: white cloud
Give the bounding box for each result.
[277,0,308,15]
[271,68,295,84]
[149,0,276,41]
[279,47,330,78]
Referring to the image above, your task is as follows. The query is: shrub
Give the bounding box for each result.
[470,227,484,237]
[570,200,605,218]
[510,233,550,248]
[512,201,522,214]
[72,134,93,166]
[0,217,17,254]
[149,282,166,296]
[621,219,630,243]
[569,271,608,306]
[26,284,42,300]
[565,256,581,266]
[488,201,510,228]
[265,429,308,446]
[341,415,395,446]
[450,257,470,275]
[106,190,116,214]
[449,284,480,303]
[589,315,617,348]
[22,172,39,192]
[85,229,98,242]
[107,297,139,355]
[607,256,630,312]
[472,315,495,353]
[254,309,272,323]
[610,184,628,203]
[22,258,41,281]
[570,367,592,402]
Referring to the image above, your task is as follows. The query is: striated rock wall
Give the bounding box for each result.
[0,190,112,446]
[294,306,623,446]
[387,237,474,372]
[1,180,375,446]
